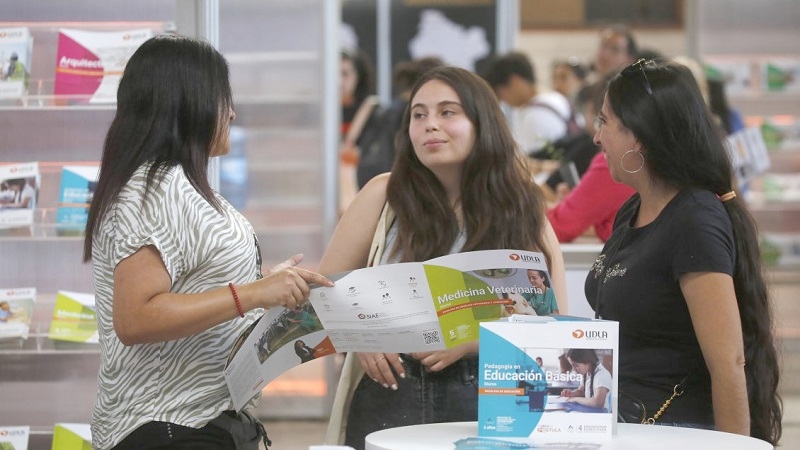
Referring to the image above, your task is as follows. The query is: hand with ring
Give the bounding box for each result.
[356,352,405,390]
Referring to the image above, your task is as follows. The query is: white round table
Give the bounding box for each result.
[365,421,773,450]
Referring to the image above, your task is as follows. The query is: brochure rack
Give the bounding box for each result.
[0,2,338,448]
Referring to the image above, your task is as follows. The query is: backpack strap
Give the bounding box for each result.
[529,100,567,122]
[529,100,581,136]
[344,95,380,148]
[528,101,581,135]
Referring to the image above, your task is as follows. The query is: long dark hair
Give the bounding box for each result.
[386,66,551,267]
[83,35,232,262]
[341,47,375,107]
[607,60,782,444]
[567,349,600,397]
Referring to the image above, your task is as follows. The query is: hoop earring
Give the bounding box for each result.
[621,150,645,174]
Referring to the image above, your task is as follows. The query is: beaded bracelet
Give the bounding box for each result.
[228,282,245,318]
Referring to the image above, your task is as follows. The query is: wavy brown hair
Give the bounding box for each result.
[386,66,551,267]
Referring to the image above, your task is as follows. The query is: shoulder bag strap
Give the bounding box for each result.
[324,200,395,445]
[367,201,395,267]
[529,100,568,124]
[344,95,380,147]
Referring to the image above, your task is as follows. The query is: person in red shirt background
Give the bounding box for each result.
[546,77,634,242]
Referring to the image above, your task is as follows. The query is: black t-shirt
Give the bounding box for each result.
[585,189,734,424]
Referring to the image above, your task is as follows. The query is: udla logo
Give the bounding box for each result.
[509,253,520,261]
[572,329,585,338]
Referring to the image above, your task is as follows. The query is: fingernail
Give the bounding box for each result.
[391,384,398,390]
[399,373,405,379]
[382,383,389,389]
[398,356,404,363]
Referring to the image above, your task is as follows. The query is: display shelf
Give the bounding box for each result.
[0,101,117,111]
[730,94,800,117]
[711,53,800,273]
[0,215,88,240]
[766,148,800,168]
[0,350,100,447]
[0,325,99,356]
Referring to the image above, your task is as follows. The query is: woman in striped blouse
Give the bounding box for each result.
[83,35,332,450]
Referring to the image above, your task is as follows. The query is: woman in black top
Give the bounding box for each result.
[585,59,781,445]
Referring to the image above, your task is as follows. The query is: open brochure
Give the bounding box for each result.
[225,249,555,411]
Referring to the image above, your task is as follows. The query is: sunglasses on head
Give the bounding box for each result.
[622,58,657,95]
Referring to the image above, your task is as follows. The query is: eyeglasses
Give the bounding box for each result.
[622,58,656,95]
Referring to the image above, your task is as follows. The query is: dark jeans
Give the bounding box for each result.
[111,410,269,450]
[344,355,479,450]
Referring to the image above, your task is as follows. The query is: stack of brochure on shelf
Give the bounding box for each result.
[0,26,33,101]
[56,164,99,234]
[0,287,36,339]
[0,426,29,450]
[0,287,36,341]
[54,28,152,104]
[761,58,800,93]
[0,162,39,229]
[48,291,98,344]
[52,423,91,450]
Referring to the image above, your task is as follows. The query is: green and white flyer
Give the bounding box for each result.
[48,291,98,343]
[52,423,91,450]
[225,249,558,411]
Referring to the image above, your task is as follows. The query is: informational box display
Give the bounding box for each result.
[52,423,91,450]
[48,291,98,344]
[225,249,556,411]
[478,317,619,444]
[56,165,99,231]
[0,425,29,450]
[54,28,152,104]
[0,287,36,340]
[0,26,33,100]
[0,162,39,228]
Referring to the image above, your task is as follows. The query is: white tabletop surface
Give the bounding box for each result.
[365,421,773,450]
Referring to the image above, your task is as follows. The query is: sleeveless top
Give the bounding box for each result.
[380,221,466,265]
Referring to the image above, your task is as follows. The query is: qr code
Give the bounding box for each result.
[422,330,441,345]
